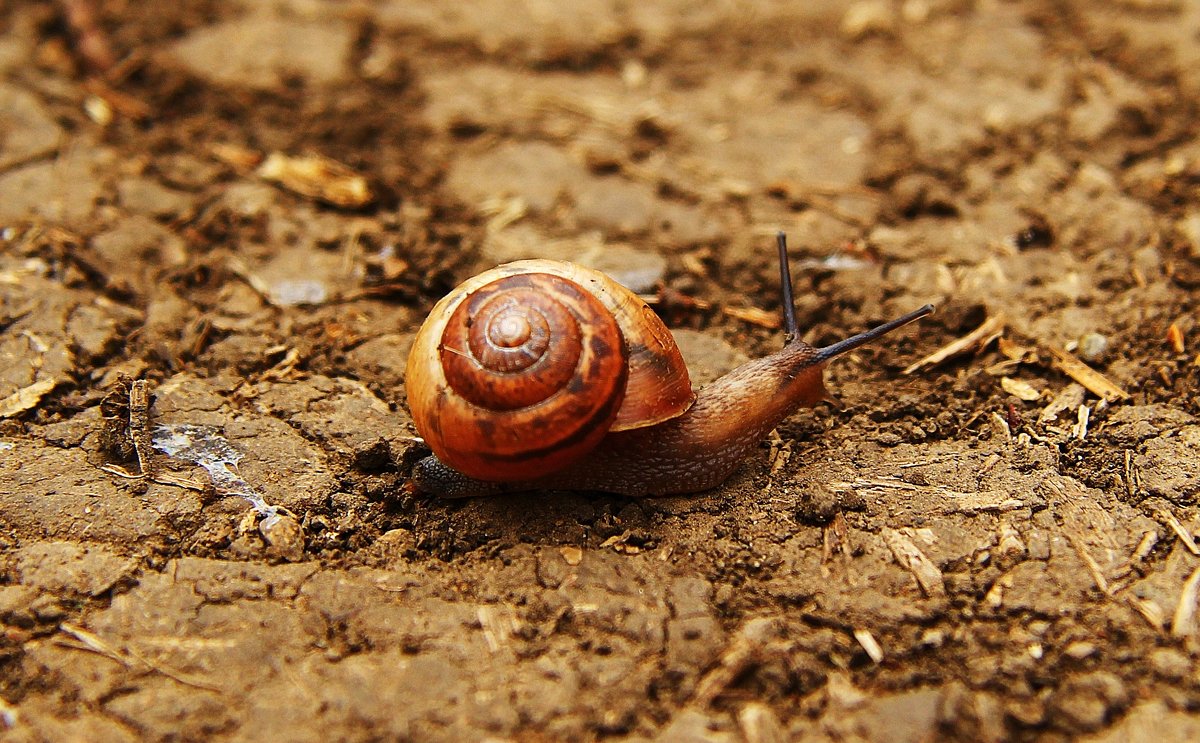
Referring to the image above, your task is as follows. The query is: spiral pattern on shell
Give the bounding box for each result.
[407,271,630,481]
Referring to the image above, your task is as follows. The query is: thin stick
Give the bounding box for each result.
[814,304,935,362]
[776,232,799,343]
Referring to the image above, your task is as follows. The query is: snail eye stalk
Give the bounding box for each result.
[776,232,800,344]
[776,231,932,359]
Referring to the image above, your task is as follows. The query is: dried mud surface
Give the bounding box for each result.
[2,1,1200,741]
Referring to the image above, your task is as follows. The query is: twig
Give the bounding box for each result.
[723,305,780,330]
[1124,450,1140,498]
[882,529,946,598]
[1154,506,1200,557]
[1068,535,1112,596]
[1046,346,1131,402]
[903,315,1005,375]
[128,378,152,475]
[98,465,206,491]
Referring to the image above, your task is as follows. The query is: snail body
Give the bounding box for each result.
[406,235,932,498]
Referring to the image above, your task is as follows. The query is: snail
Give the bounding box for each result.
[405,233,933,498]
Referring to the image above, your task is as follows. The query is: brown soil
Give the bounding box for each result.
[3,1,1200,741]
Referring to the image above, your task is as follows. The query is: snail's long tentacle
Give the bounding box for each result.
[776,232,799,344]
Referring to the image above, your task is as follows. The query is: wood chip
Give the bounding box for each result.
[209,142,263,170]
[853,628,884,664]
[768,440,792,477]
[997,337,1033,361]
[1167,322,1186,354]
[1001,376,1041,401]
[1074,404,1091,440]
[0,378,57,418]
[823,512,851,564]
[598,530,641,554]
[882,528,947,598]
[1132,530,1160,563]
[845,479,1025,515]
[258,152,374,208]
[559,546,583,566]
[1046,346,1130,402]
[904,314,1005,374]
[989,411,1012,444]
[1171,565,1200,637]
[1038,383,1087,425]
[722,305,780,329]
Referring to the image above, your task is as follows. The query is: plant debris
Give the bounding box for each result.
[1046,346,1131,402]
[904,315,1006,374]
[0,378,57,419]
[257,151,374,208]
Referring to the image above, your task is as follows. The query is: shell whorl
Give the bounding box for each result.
[407,269,627,481]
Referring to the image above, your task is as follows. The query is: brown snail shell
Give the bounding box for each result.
[405,260,694,482]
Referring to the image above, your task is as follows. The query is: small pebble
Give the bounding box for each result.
[1076,332,1109,362]
[794,480,841,525]
[875,431,903,447]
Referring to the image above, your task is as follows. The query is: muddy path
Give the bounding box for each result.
[2,1,1200,741]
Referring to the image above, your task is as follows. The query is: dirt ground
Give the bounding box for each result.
[2,0,1200,740]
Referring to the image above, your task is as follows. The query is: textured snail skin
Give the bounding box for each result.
[412,338,829,498]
